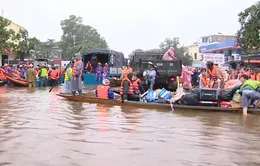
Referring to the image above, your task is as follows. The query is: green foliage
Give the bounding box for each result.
[60,15,108,58]
[0,16,17,52]
[129,37,193,66]
[14,29,40,60]
[236,1,260,54]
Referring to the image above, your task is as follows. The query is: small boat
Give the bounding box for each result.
[56,93,260,114]
[0,68,28,87]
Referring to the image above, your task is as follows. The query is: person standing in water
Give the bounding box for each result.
[71,53,83,95]
[26,64,36,88]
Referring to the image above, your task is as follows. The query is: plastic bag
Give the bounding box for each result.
[232,90,241,103]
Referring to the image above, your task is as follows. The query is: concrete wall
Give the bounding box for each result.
[186,43,201,60]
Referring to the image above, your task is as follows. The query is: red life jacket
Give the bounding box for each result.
[133,78,140,92]
[72,60,83,76]
[50,69,58,80]
[120,77,134,95]
[96,85,110,99]
[85,62,93,70]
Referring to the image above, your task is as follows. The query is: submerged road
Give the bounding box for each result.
[0,86,260,166]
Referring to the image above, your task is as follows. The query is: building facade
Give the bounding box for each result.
[186,42,201,60]
[201,34,236,45]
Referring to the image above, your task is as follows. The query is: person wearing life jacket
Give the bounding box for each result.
[120,72,145,102]
[64,64,73,94]
[39,66,48,86]
[102,63,109,80]
[96,79,114,99]
[121,66,127,79]
[71,53,84,96]
[232,74,260,115]
[206,61,224,89]
[199,68,209,88]
[85,61,93,73]
[125,64,132,74]
[19,65,26,79]
[48,66,58,86]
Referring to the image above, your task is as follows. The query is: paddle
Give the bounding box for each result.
[49,46,82,93]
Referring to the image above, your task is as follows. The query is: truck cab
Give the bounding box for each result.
[130,52,182,91]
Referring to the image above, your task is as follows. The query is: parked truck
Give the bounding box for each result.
[130,52,182,91]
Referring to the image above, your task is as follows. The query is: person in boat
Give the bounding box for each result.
[191,67,200,87]
[144,62,157,90]
[96,78,114,99]
[20,65,26,79]
[232,74,260,115]
[95,62,103,81]
[71,53,83,96]
[64,64,72,94]
[85,61,93,73]
[120,72,145,102]
[4,64,11,74]
[102,63,109,80]
[39,66,48,86]
[199,68,209,88]
[206,61,224,89]
[26,64,36,88]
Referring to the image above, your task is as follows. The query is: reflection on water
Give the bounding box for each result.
[0,86,260,166]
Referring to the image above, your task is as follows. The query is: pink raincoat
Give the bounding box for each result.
[162,47,177,60]
[181,67,193,87]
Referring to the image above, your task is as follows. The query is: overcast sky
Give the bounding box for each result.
[1,0,257,55]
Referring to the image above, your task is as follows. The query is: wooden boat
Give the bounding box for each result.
[0,68,28,87]
[56,93,260,114]
[107,77,121,87]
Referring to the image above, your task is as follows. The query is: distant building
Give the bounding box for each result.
[186,42,201,60]
[0,18,25,66]
[201,34,236,46]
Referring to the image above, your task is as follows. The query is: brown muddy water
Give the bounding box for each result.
[0,85,260,166]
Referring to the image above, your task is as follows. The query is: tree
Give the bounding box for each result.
[14,29,40,60]
[60,15,108,58]
[236,2,260,54]
[0,16,17,52]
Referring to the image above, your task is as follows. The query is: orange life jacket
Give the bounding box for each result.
[120,77,134,95]
[200,75,209,88]
[96,85,110,99]
[85,62,93,70]
[72,60,83,76]
[207,66,217,82]
[133,78,140,92]
[50,69,58,80]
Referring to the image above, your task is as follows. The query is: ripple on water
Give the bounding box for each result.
[0,86,260,165]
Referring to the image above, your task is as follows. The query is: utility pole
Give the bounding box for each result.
[1,9,4,17]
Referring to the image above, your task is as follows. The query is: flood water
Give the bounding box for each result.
[0,86,260,166]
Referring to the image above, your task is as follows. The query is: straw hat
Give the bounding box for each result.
[148,62,153,65]
[98,62,101,65]
[102,79,110,86]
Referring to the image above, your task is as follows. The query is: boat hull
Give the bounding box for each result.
[56,93,260,114]
[0,68,28,87]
